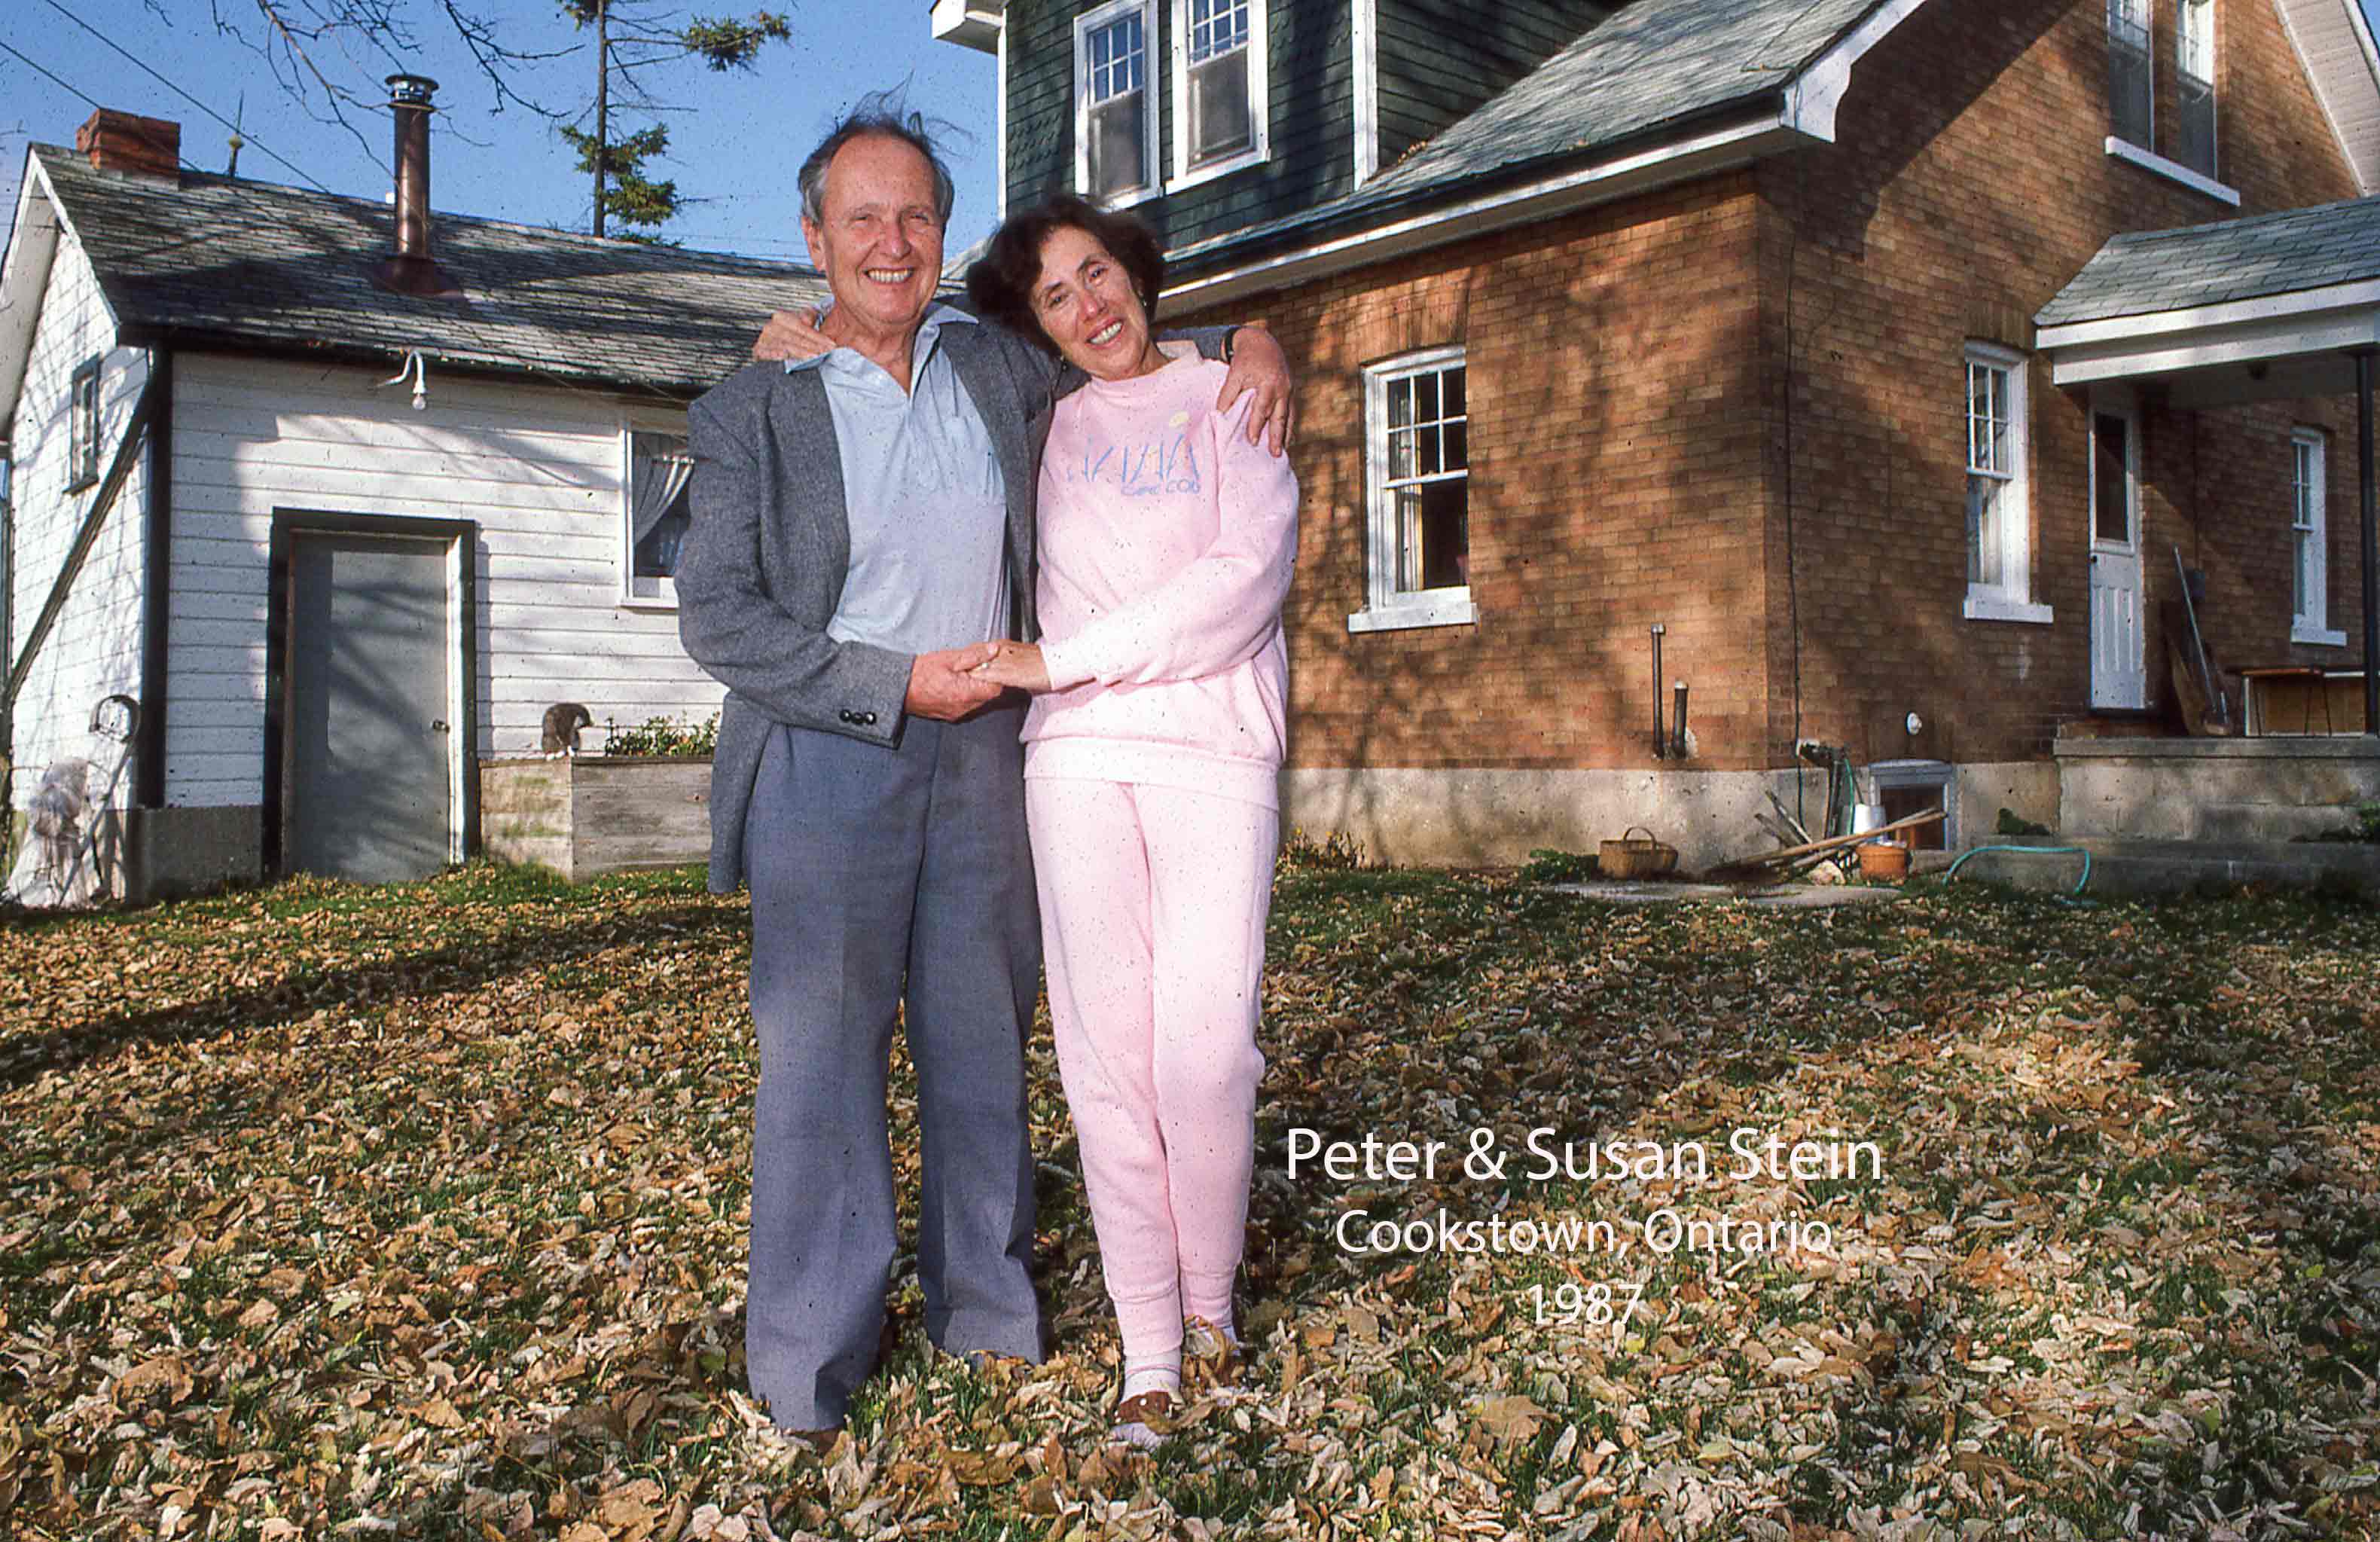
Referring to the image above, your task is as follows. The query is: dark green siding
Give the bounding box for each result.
[996,0,1603,258]
[1374,0,1604,167]
[1002,0,1353,253]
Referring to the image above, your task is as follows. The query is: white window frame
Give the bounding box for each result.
[1962,343,2052,624]
[1170,0,1270,194]
[2175,0,2217,179]
[1349,344,1475,634]
[1075,0,1160,206]
[1350,0,1378,186]
[2290,427,2345,646]
[67,357,101,491]
[621,423,694,609]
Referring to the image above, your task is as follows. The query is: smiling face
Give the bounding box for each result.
[801,132,946,349]
[1031,224,1166,383]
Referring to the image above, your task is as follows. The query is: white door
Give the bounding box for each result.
[2089,405,2147,710]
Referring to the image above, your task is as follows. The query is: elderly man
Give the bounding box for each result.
[676,103,1291,1442]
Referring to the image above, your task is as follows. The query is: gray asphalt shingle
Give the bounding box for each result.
[2036,193,2380,325]
[35,145,831,397]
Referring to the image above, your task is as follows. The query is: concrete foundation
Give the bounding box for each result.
[1279,760,2058,871]
[127,805,264,901]
[2055,737,2380,841]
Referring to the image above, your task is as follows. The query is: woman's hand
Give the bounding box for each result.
[971,641,1052,694]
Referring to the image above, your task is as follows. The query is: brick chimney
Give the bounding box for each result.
[372,75,462,300]
[76,111,180,179]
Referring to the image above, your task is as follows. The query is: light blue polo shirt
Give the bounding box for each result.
[786,304,1009,656]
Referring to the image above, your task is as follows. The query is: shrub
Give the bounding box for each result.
[602,713,719,759]
[1520,848,1597,884]
[2299,802,2380,845]
[1277,827,1368,872]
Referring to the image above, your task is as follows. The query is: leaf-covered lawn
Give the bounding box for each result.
[3,860,2377,1540]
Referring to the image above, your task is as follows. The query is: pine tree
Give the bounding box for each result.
[560,0,791,239]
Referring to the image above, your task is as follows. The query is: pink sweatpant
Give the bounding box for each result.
[1027,778,1276,1367]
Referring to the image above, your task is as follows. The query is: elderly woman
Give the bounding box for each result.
[966,194,1297,1445]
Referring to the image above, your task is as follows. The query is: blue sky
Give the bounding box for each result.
[5,2,2380,265]
[0,0,999,264]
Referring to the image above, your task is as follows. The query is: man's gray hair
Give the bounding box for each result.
[798,91,958,229]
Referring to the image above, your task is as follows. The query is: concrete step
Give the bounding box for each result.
[1946,836,2380,899]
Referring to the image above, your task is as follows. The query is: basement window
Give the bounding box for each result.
[624,429,694,606]
[1870,759,1957,852]
[1076,0,1158,203]
[67,359,101,491]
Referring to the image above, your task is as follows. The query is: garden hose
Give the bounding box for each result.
[1945,844,2094,899]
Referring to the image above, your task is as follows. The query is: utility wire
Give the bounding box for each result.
[0,35,105,115]
[32,0,345,195]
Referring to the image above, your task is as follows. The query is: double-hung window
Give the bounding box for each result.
[1350,347,1474,632]
[624,429,694,605]
[1963,344,2049,623]
[2291,428,2342,645]
[2175,0,2217,178]
[67,359,101,491]
[2107,0,2153,148]
[1076,0,1157,203]
[1172,0,1268,185]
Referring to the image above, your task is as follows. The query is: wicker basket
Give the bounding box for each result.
[1599,826,1678,878]
[1855,840,1910,881]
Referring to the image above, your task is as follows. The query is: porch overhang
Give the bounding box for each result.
[929,0,1002,52]
[2034,276,2380,410]
[2037,198,2380,737]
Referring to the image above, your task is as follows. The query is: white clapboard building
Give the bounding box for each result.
[1,98,830,898]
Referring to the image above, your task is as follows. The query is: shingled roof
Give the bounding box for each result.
[2036,192,2380,326]
[26,143,833,398]
[1170,0,1896,273]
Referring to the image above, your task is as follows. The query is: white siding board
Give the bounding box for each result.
[165,354,727,808]
[2277,0,2380,194]
[5,212,151,823]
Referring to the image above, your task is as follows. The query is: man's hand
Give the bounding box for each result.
[1216,322,1295,455]
[905,643,1004,722]
[755,307,835,363]
[970,640,1051,695]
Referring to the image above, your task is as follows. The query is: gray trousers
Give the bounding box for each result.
[743,704,1045,1429]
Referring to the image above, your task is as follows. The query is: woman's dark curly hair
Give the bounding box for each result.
[966,194,1167,355]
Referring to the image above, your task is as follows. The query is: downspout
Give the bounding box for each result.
[138,350,172,805]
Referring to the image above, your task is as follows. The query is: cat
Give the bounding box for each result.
[542,702,593,757]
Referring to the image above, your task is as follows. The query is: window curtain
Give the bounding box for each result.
[630,434,694,548]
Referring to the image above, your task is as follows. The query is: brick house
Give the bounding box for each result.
[936,0,2380,866]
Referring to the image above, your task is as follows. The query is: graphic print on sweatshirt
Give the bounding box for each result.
[1063,410,1204,499]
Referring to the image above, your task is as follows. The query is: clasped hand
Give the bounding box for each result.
[970,641,1050,694]
[901,641,1049,722]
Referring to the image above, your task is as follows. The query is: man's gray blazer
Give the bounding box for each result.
[676,320,1061,891]
[676,320,1235,892]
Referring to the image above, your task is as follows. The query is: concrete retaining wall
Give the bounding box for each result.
[2056,737,2380,842]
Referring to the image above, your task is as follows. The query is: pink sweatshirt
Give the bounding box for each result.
[1026,355,1298,810]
